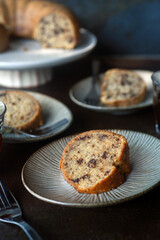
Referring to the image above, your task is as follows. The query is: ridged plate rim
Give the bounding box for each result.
[21,130,160,207]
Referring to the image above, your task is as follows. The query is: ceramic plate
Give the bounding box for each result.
[0,29,97,70]
[2,91,72,143]
[21,130,160,207]
[69,70,153,114]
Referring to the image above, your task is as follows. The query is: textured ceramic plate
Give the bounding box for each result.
[0,29,97,70]
[2,91,72,143]
[22,130,160,207]
[69,70,153,114]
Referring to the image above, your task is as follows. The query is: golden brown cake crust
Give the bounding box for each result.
[100,69,147,107]
[0,1,9,27]
[0,90,43,131]
[59,130,130,194]
[0,24,9,52]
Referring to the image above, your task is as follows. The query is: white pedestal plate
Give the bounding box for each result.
[0,29,97,88]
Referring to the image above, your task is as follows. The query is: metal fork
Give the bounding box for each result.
[0,180,42,240]
[83,60,100,105]
[2,118,68,138]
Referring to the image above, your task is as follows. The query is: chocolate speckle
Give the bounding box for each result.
[70,178,80,183]
[82,174,89,180]
[88,159,96,168]
[102,151,108,159]
[106,95,112,99]
[104,170,110,175]
[54,29,59,35]
[68,37,73,43]
[79,136,86,141]
[78,135,91,141]
[70,174,89,183]
[100,134,108,140]
[77,158,83,165]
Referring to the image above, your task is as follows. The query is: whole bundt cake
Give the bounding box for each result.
[0,0,80,51]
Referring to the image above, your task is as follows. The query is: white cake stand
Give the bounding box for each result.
[0,28,97,88]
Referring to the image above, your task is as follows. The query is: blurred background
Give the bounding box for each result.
[52,0,160,55]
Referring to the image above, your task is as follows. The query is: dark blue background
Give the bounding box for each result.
[53,0,160,54]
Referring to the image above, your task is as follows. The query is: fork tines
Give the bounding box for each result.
[0,181,16,209]
[0,180,42,239]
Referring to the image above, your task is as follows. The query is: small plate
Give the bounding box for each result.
[0,28,97,70]
[69,70,153,114]
[2,91,72,143]
[22,130,160,207]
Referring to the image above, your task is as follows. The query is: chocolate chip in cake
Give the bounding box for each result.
[68,37,73,43]
[130,92,136,98]
[79,136,86,141]
[59,28,65,33]
[110,154,116,160]
[70,178,80,183]
[88,159,97,168]
[54,29,59,35]
[104,170,110,175]
[102,151,108,159]
[100,134,108,140]
[77,158,83,165]
[106,95,112,99]
[70,174,88,183]
[82,174,89,180]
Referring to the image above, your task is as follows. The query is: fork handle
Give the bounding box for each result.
[92,60,100,83]
[13,220,42,240]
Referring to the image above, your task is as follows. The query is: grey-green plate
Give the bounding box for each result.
[21,130,160,207]
[2,91,72,143]
[69,70,153,115]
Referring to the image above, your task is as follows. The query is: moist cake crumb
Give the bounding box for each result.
[100,69,147,107]
[0,90,43,131]
[59,130,131,194]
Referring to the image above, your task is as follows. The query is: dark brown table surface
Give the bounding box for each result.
[0,55,160,240]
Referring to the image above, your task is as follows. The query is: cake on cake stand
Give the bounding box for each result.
[0,29,97,88]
